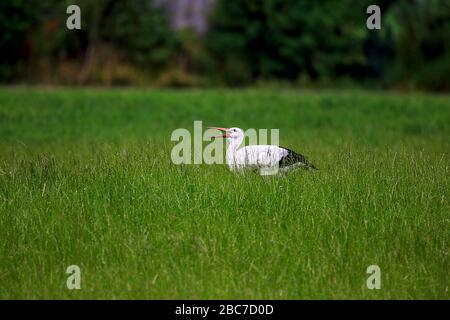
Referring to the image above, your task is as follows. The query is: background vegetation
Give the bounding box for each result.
[1,0,449,90]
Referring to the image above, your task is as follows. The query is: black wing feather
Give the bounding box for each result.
[278,147,317,169]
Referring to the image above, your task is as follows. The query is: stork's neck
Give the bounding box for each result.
[226,136,243,152]
[226,136,243,165]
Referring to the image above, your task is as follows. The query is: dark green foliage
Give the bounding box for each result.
[0,0,178,83]
[384,0,450,90]
[207,0,372,83]
[0,0,41,80]
[0,0,449,90]
[207,0,450,90]
[101,0,178,70]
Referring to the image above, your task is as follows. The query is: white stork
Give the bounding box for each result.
[209,127,316,175]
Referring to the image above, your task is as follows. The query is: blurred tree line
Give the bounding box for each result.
[0,0,449,90]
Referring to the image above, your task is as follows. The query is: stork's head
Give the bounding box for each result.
[208,127,244,141]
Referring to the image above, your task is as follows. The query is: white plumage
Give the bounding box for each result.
[209,127,316,175]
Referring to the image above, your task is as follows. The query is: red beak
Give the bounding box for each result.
[208,126,230,138]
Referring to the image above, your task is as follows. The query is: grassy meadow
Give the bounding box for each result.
[0,88,448,299]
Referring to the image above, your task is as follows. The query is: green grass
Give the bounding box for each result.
[0,88,449,299]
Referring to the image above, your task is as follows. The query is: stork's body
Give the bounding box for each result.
[210,127,316,175]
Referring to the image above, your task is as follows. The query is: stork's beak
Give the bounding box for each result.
[208,126,230,138]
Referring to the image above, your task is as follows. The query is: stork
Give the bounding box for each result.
[209,127,316,175]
